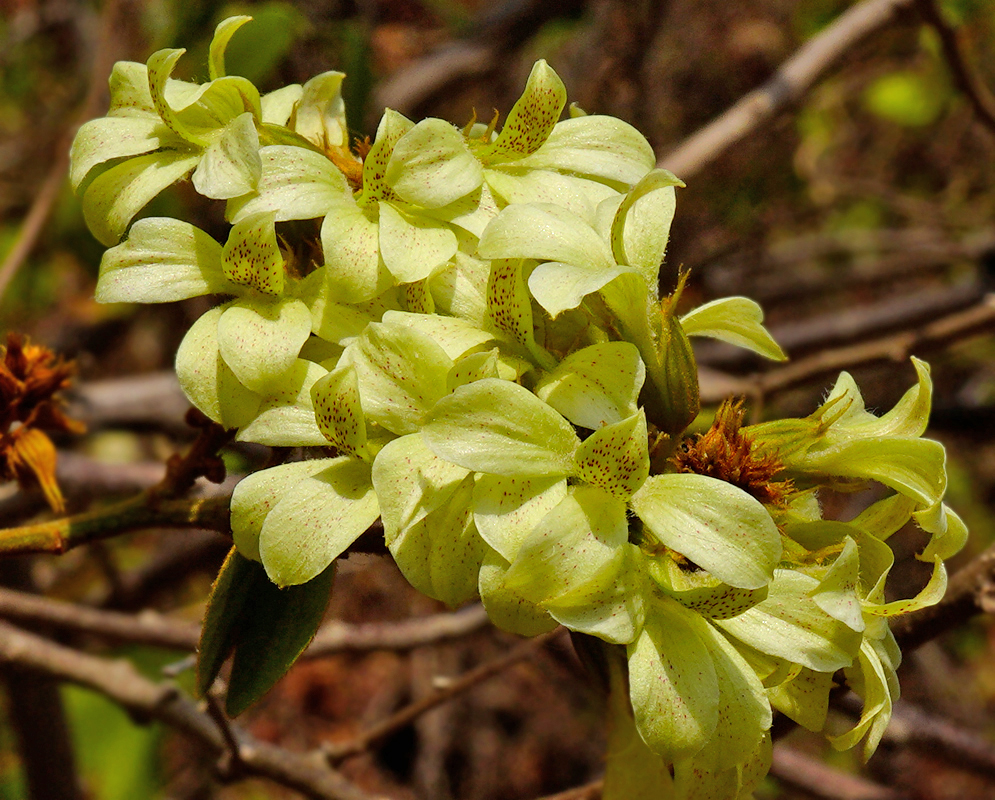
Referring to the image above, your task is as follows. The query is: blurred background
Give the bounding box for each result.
[1,0,994,798]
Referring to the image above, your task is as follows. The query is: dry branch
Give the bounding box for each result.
[914,0,995,137]
[0,586,490,657]
[325,630,563,763]
[0,619,384,800]
[771,745,907,800]
[661,0,916,177]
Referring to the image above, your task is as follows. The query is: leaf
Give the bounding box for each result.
[386,118,483,207]
[535,342,645,430]
[226,557,336,716]
[631,474,782,590]
[96,217,232,303]
[423,378,579,476]
[259,457,380,586]
[82,151,200,246]
[680,296,786,361]
[197,547,256,695]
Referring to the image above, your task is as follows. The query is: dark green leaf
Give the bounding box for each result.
[225,559,335,716]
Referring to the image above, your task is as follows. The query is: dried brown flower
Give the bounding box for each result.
[672,398,792,507]
[0,333,84,512]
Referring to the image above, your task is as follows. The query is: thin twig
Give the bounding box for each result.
[661,0,916,177]
[306,603,490,657]
[0,493,231,557]
[0,0,125,302]
[0,619,384,800]
[754,293,995,397]
[914,0,995,137]
[0,586,491,657]
[533,780,604,800]
[891,540,995,652]
[771,744,908,800]
[325,629,563,762]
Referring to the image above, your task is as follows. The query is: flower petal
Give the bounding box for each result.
[387,118,483,207]
[216,297,312,393]
[423,378,579,476]
[82,151,199,246]
[191,111,262,199]
[680,296,786,361]
[96,217,231,302]
[631,474,781,589]
[259,457,379,586]
[228,146,349,222]
[378,203,458,284]
[535,342,645,430]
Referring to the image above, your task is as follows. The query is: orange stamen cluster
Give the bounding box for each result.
[672,398,792,508]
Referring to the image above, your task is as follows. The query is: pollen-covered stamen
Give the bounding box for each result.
[672,398,792,507]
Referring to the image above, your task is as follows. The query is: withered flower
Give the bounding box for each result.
[672,398,792,507]
[0,333,84,512]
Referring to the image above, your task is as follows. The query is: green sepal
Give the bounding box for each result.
[649,280,699,436]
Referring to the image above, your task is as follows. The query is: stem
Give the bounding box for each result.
[0,493,231,557]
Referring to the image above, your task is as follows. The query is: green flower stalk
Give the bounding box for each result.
[70,17,965,799]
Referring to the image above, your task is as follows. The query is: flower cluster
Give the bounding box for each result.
[71,18,965,799]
